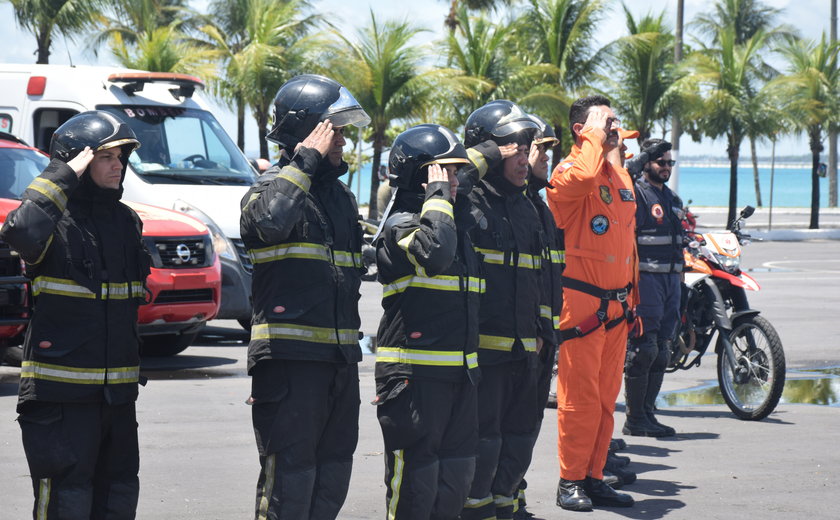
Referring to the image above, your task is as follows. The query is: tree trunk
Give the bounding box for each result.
[726,133,739,230]
[257,108,269,160]
[36,28,51,64]
[444,0,458,32]
[550,124,564,173]
[810,127,822,229]
[368,133,385,218]
[237,98,245,152]
[750,136,762,207]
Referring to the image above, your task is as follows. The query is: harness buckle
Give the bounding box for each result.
[616,289,628,302]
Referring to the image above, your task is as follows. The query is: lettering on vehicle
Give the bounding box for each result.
[273,306,285,313]
[600,186,612,204]
[410,332,422,339]
[590,215,609,235]
[619,189,634,202]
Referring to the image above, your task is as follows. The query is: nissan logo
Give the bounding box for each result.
[176,244,192,262]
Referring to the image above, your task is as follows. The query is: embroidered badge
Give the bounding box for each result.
[591,215,609,235]
[619,189,635,202]
[651,204,664,219]
[600,186,613,204]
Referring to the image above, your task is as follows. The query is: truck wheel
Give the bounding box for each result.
[4,345,23,367]
[0,345,7,365]
[141,332,200,357]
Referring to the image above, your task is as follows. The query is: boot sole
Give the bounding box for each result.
[622,426,668,437]
[557,500,594,512]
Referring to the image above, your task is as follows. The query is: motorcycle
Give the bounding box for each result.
[672,205,786,420]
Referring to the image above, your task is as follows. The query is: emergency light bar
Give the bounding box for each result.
[107,72,206,99]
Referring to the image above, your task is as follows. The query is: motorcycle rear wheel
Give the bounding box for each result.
[717,315,785,421]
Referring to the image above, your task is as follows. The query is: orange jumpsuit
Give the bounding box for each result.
[546,128,638,481]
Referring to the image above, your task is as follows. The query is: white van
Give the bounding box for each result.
[0,64,256,328]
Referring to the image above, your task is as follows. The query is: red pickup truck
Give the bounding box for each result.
[0,132,222,360]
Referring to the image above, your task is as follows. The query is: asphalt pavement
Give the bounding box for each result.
[1,240,839,519]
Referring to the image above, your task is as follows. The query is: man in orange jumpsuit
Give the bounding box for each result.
[546,95,637,511]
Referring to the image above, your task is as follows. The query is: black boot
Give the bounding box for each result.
[583,476,634,508]
[604,458,636,485]
[646,371,676,436]
[556,478,593,512]
[623,375,668,437]
[608,450,631,467]
[610,438,627,451]
[602,470,624,490]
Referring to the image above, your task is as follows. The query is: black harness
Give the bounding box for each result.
[558,277,634,342]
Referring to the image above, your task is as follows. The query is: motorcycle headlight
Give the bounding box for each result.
[712,252,741,274]
[173,199,237,262]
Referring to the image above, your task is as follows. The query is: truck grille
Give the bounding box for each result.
[151,238,207,268]
[232,239,253,275]
[154,289,214,304]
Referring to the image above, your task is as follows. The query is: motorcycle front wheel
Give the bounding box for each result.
[717,315,786,421]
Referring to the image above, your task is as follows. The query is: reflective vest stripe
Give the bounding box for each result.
[34,277,146,300]
[252,323,359,344]
[517,253,541,269]
[420,199,454,220]
[30,235,54,265]
[466,352,478,369]
[475,248,541,269]
[639,261,684,273]
[475,247,505,265]
[479,335,537,352]
[397,230,427,277]
[333,251,362,268]
[540,305,552,320]
[550,249,565,264]
[553,315,560,330]
[637,235,675,245]
[387,450,405,520]
[494,494,515,507]
[467,149,488,179]
[249,242,330,264]
[29,177,68,212]
[257,454,275,520]
[21,362,140,384]
[377,347,465,366]
[383,275,483,298]
[36,478,50,520]
[464,494,493,508]
[278,166,312,193]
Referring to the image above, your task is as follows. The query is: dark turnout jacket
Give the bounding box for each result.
[375,182,483,385]
[240,148,364,371]
[0,160,150,406]
[527,175,564,341]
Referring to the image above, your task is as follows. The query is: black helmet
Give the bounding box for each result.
[266,74,371,151]
[528,114,560,148]
[388,124,470,192]
[463,100,540,149]
[50,110,141,162]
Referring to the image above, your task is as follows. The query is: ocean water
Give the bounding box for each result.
[339,165,831,208]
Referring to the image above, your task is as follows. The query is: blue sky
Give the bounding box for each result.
[0,0,834,160]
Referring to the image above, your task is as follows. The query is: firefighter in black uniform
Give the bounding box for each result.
[514,114,565,517]
[1,111,150,519]
[459,100,554,520]
[623,138,683,438]
[373,124,481,519]
[239,75,370,520]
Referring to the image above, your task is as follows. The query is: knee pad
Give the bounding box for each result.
[625,332,658,378]
[433,457,475,519]
[651,340,671,372]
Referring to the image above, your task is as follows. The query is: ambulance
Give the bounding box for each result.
[0,64,256,329]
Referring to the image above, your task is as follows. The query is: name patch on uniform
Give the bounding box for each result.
[591,215,609,235]
[619,189,635,202]
[651,204,664,219]
[600,186,612,204]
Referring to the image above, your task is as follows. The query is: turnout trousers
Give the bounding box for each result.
[18,401,139,520]
[250,360,360,520]
[556,308,628,481]
[461,359,538,520]
[377,378,478,520]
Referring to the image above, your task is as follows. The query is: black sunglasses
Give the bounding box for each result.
[653,159,676,167]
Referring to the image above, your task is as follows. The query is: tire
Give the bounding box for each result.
[237,318,252,332]
[141,331,200,357]
[0,345,7,365]
[716,315,785,421]
[4,345,23,367]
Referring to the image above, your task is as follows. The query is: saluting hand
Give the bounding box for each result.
[68,147,94,178]
[528,143,541,171]
[422,163,448,190]
[297,120,335,159]
[580,110,610,145]
[498,143,519,159]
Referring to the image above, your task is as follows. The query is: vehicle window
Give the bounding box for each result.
[32,109,78,153]
[0,148,50,199]
[97,105,255,186]
[0,114,12,133]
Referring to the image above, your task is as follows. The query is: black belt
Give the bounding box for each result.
[558,277,633,342]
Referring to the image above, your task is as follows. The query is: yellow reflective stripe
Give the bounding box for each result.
[249,242,329,264]
[466,352,478,369]
[333,250,361,268]
[540,305,552,320]
[257,454,275,520]
[467,276,484,294]
[278,166,311,193]
[377,347,465,366]
[383,274,458,297]
[494,494,515,507]
[252,323,359,344]
[32,276,96,299]
[131,282,146,298]
[421,199,454,220]
[29,235,54,265]
[523,338,537,352]
[29,177,68,212]
[553,315,560,330]
[467,149,488,179]
[397,230,426,277]
[37,478,50,520]
[517,253,541,270]
[550,249,565,264]
[475,247,505,265]
[104,282,130,299]
[479,335,515,351]
[388,450,404,520]
[21,362,139,384]
[464,494,494,508]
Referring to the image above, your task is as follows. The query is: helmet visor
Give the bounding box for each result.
[493,103,540,138]
[325,87,371,128]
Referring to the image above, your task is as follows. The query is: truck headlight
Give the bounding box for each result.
[173,199,237,262]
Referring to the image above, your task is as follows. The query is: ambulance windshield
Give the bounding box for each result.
[97,105,256,185]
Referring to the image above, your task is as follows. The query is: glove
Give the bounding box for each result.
[624,141,673,180]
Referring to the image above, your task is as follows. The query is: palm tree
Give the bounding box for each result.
[601,6,675,146]
[439,0,513,32]
[682,29,772,228]
[109,22,216,77]
[514,0,609,170]
[7,0,102,64]
[89,0,196,50]
[774,35,840,229]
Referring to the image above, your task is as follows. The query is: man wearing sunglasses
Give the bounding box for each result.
[624,138,685,438]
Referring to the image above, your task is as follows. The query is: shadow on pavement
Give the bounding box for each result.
[625,460,676,475]
[611,497,687,519]
[620,445,681,458]
[194,325,250,346]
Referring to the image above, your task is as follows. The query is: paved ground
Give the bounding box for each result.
[1,241,839,519]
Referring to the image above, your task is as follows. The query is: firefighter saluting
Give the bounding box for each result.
[1,111,151,519]
[239,75,370,520]
[373,124,481,519]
